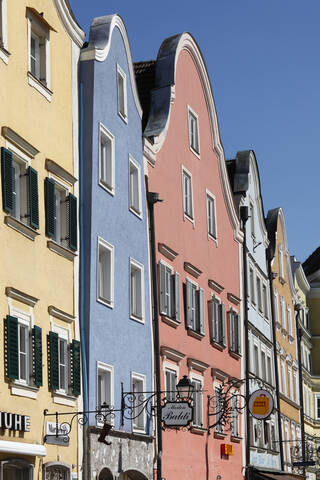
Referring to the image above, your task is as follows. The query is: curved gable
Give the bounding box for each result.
[81,15,142,118]
[53,0,84,47]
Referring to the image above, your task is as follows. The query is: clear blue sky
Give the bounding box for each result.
[69,0,320,264]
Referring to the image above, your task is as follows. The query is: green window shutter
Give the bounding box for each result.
[71,339,81,396]
[45,177,55,237]
[68,193,77,251]
[28,166,39,229]
[6,315,19,379]
[1,147,13,214]
[32,326,42,386]
[48,331,59,390]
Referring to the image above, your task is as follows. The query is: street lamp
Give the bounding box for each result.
[176,375,194,401]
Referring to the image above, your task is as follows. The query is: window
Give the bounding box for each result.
[0,0,8,55]
[97,362,113,425]
[210,296,225,346]
[28,13,50,87]
[0,460,33,479]
[129,157,142,217]
[97,239,114,307]
[231,393,239,437]
[281,360,287,396]
[250,201,255,237]
[45,178,77,251]
[254,344,259,377]
[279,244,284,280]
[316,396,320,420]
[165,368,177,402]
[274,289,279,325]
[266,356,272,385]
[293,370,299,403]
[188,107,199,154]
[159,262,180,322]
[229,309,241,355]
[215,386,224,433]
[191,377,203,427]
[264,420,271,449]
[131,373,145,432]
[250,268,255,305]
[58,337,68,392]
[182,168,194,220]
[257,277,262,312]
[263,284,268,318]
[261,350,266,381]
[206,191,217,239]
[1,147,39,229]
[130,259,144,321]
[185,279,204,335]
[44,464,70,480]
[287,306,292,337]
[99,124,114,193]
[280,297,286,331]
[117,65,127,121]
[288,366,293,400]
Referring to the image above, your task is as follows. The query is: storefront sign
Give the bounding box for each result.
[248,389,274,420]
[45,422,69,446]
[161,401,193,427]
[0,412,30,431]
[221,443,233,456]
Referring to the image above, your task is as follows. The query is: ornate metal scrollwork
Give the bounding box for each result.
[207,378,247,431]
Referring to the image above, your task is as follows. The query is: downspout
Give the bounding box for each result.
[295,306,306,471]
[146,184,163,480]
[79,81,89,479]
[239,206,250,479]
[267,252,284,470]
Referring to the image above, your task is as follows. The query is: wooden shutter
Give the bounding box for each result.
[1,147,13,214]
[220,302,226,346]
[159,262,166,315]
[6,315,19,379]
[68,193,77,250]
[198,288,205,335]
[45,177,55,237]
[210,297,217,342]
[173,272,180,322]
[236,314,241,355]
[185,279,193,329]
[71,339,81,396]
[32,325,42,386]
[48,331,59,390]
[28,166,39,229]
[229,310,235,352]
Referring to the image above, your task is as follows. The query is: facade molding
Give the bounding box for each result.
[52,0,84,47]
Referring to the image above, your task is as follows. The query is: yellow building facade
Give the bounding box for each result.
[0,1,84,479]
[266,208,301,473]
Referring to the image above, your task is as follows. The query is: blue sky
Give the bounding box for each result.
[69,0,320,263]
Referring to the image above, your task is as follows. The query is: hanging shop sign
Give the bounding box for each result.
[161,401,193,427]
[45,422,69,446]
[0,411,30,432]
[248,389,274,420]
[221,444,233,456]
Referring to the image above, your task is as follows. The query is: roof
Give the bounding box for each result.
[303,246,320,276]
[134,61,156,130]
[265,207,281,260]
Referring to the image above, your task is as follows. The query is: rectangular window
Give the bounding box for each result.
[231,393,239,437]
[182,168,193,220]
[53,184,68,246]
[263,284,268,318]
[99,124,114,193]
[191,378,203,427]
[274,290,279,325]
[281,360,287,396]
[266,356,272,384]
[165,368,177,402]
[18,323,29,383]
[280,297,286,331]
[257,277,262,312]
[97,239,114,307]
[229,309,241,355]
[254,345,259,377]
[97,362,113,424]
[288,366,293,400]
[206,192,217,239]
[293,370,298,402]
[188,108,199,154]
[261,350,266,381]
[316,397,320,420]
[279,244,284,280]
[117,65,127,121]
[250,201,255,237]
[29,18,49,86]
[130,259,144,321]
[159,262,180,322]
[185,279,204,335]
[287,306,292,337]
[58,338,68,392]
[132,373,146,432]
[250,268,255,305]
[129,157,142,216]
[215,386,224,433]
[210,296,225,346]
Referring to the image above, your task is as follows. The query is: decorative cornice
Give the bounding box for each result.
[2,127,39,157]
[53,0,85,48]
[187,358,209,373]
[45,159,77,185]
[26,7,57,32]
[211,368,228,381]
[184,262,202,279]
[227,292,241,306]
[158,243,178,261]
[160,346,185,363]
[208,279,224,294]
[6,287,38,307]
[48,306,75,323]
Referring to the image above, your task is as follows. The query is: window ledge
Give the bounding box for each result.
[0,45,10,64]
[47,240,76,261]
[214,431,227,439]
[161,315,180,328]
[229,350,242,360]
[276,321,281,330]
[211,340,226,351]
[97,296,114,309]
[118,111,128,124]
[130,314,145,324]
[53,392,76,407]
[288,334,294,343]
[187,328,204,340]
[11,383,38,399]
[190,426,206,435]
[230,435,242,443]
[189,145,200,159]
[129,206,142,220]
[99,180,114,196]
[28,71,53,102]
[183,213,195,226]
[279,276,286,285]
[5,215,39,240]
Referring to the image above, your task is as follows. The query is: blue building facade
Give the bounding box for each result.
[80,15,153,480]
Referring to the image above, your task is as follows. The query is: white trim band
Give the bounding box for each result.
[0,440,47,456]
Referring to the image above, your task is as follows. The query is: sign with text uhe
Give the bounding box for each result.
[161,401,193,427]
[248,389,274,420]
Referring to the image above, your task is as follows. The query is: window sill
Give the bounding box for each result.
[276,321,281,330]
[161,315,180,328]
[53,392,77,407]
[130,313,145,324]
[187,328,204,340]
[97,296,114,309]
[129,206,143,220]
[211,340,226,351]
[132,426,146,435]
[183,213,195,226]
[190,426,206,435]
[230,435,242,443]
[208,233,218,246]
[5,215,39,241]
[214,431,227,439]
[288,334,294,343]
[229,350,242,360]
[189,145,200,159]
[279,276,286,285]
[11,383,38,399]
[0,45,10,64]
[118,111,128,124]
[28,71,53,102]
[99,180,115,196]
[47,240,76,261]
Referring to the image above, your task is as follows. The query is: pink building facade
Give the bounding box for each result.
[135,33,244,480]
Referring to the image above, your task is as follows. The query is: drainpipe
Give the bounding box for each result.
[79,81,89,480]
[267,257,284,471]
[295,305,306,472]
[239,206,250,478]
[146,184,163,480]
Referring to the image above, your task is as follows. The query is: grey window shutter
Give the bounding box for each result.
[1,147,14,214]
[32,325,42,387]
[210,297,216,342]
[220,302,226,346]
[71,340,81,396]
[45,177,55,238]
[28,166,39,229]
[198,288,205,335]
[68,193,77,251]
[186,279,193,329]
[159,262,166,315]
[230,310,235,351]
[237,314,241,355]
[173,272,180,322]
[48,331,59,390]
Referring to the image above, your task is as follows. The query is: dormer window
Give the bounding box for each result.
[117,64,127,122]
[188,107,200,155]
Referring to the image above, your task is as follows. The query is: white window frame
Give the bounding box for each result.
[214,382,224,433]
[182,166,194,222]
[206,189,217,241]
[231,391,240,437]
[27,12,51,100]
[287,305,293,338]
[131,372,146,433]
[263,283,269,319]
[97,237,114,308]
[50,177,69,248]
[293,369,299,403]
[281,359,287,396]
[163,360,179,403]
[0,0,9,64]
[99,123,115,195]
[117,64,128,122]
[260,348,267,381]
[164,366,178,402]
[51,323,71,397]
[0,459,34,479]
[190,372,203,428]
[250,266,255,306]
[187,105,200,156]
[130,258,145,323]
[288,365,293,400]
[10,308,33,388]
[97,361,114,426]
[253,341,260,377]
[280,296,286,332]
[274,289,279,326]
[279,244,284,280]
[250,200,255,238]
[256,276,262,313]
[129,155,142,218]
[266,354,273,385]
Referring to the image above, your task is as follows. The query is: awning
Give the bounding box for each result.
[254,472,305,480]
[0,440,46,457]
